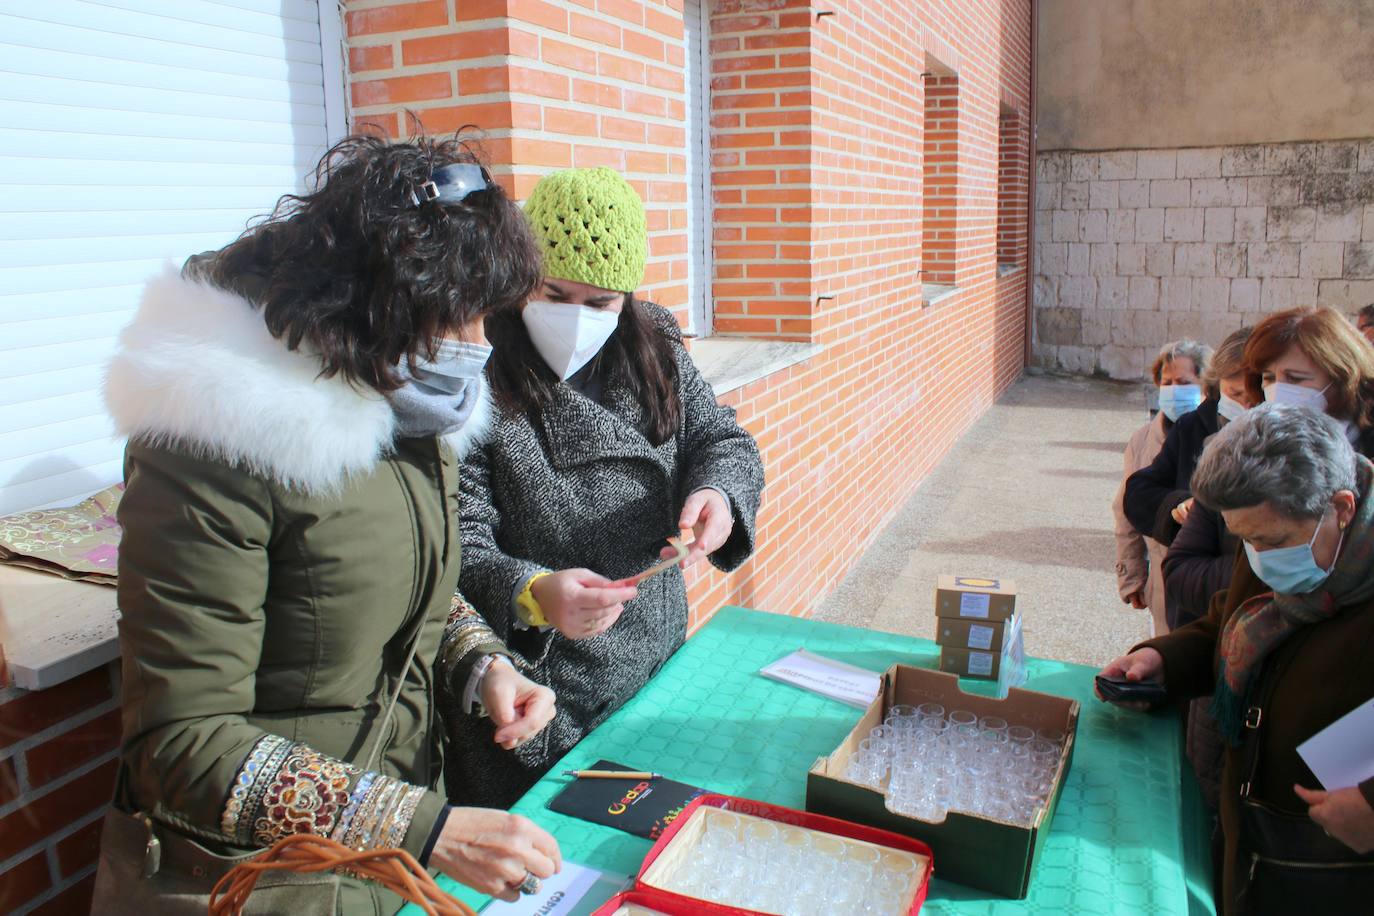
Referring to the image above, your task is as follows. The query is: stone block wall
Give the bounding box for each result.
[1032,139,1374,379]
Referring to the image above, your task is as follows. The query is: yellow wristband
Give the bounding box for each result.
[515,573,552,628]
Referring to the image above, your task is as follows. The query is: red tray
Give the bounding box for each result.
[592,793,933,915]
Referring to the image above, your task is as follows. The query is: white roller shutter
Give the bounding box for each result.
[0,0,347,515]
[683,0,713,336]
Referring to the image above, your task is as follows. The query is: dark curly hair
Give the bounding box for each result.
[188,132,541,392]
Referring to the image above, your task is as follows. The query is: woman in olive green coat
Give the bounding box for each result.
[94,137,562,912]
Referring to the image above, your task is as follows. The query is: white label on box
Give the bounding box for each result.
[959,592,991,618]
[968,652,994,677]
[967,624,994,651]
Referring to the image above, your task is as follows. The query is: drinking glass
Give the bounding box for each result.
[1029,739,1060,767]
[1007,724,1035,748]
[1037,726,1066,746]
[948,709,978,729]
[979,715,1009,734]
[916,702,946,720]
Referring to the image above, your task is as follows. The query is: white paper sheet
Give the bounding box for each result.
[479,861,626,916]
[1297,698,1374,791]
[759,648,882,708]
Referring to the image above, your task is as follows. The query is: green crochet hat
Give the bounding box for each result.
[525,167,647,293]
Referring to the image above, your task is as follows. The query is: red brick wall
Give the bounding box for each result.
[0,665,119,914]
[998,109,1030,266]
[342,0,1031,623]
[923,74,960,286]
[347,0,692,309]
[680,0,1031,622]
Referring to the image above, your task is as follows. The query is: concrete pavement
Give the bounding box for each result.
[815,373,1157,669]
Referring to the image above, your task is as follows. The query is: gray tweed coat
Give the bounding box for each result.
[445,303,764,807]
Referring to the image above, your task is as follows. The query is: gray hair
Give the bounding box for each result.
[1191,403,1358,520]
[1151,339,1213,385]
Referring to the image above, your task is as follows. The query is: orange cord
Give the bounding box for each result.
[207,834,479,916]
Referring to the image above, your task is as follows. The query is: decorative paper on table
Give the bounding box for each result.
[478,861,627,916]
[1297,698,1374,790]
[759,647,882,708]
[548,760,708,840]
[0,484,123,586]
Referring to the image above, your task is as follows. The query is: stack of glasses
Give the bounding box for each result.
[844,703,1066,827]
[664,810,919,915]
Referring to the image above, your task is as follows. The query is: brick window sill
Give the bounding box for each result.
[0,566,119,690]
[997,262,1025,278]
[689,336,824,396]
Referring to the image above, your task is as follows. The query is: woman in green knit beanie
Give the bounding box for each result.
[444,167,766,806]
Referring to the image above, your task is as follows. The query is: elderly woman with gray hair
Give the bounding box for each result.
[1099,403,1374,913]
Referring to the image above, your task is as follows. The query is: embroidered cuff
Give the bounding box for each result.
[221,735,358,848]
[437,593,508,702]
[220,735,428,855]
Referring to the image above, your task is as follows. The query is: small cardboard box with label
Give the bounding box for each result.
[806,665,1078,898]
[935,575,1017,622]
[939,614,1024,682]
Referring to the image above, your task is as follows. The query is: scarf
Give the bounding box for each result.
[1211,455,1374,741]
[386,345,490,439]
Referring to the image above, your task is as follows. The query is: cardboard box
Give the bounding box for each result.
[594,794,934,915]
[939,614,1025,684]
[806,665,1079,898]
[935,614,1014,653]
[939,645,1009,680]
[935,575,1017,621]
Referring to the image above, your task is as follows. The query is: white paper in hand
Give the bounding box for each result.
[479,861,626,915]
[760,648,881,708]
[1297,698,1374,791]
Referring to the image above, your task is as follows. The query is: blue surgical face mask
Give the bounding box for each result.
[1217,394,1248,423]
[1243,506,1343,595]
[1263,381,1330,413]
[1157,383,1203,421]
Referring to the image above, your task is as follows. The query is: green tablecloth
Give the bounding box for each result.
[421,606,1215,915]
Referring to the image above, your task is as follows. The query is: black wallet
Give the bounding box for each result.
[1095,674,1169,706]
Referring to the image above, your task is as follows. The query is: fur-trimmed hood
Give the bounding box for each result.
[105,266,491,493]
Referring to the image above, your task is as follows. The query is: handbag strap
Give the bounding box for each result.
[1238,625,1318,799]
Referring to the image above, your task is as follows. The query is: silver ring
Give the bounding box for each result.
[518,872,541,896]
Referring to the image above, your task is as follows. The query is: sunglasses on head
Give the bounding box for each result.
[410,163,494,206]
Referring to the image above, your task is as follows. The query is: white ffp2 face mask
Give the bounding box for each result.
[522,300,620,380]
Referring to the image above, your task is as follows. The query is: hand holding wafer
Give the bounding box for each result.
[620,529,695,586]
[667,488,733,568]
